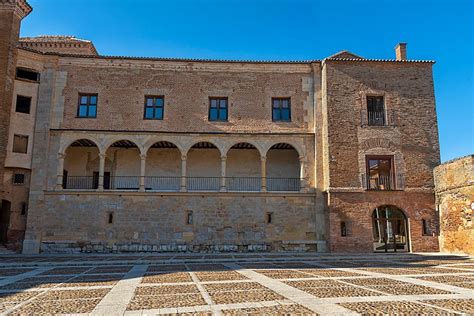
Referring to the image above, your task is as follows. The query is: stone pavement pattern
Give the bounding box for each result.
[0,253,473,315]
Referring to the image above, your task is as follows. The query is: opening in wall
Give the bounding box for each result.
[21,202,27,216]
[367,96,386,126]
[422,219,432,236]
[16,68,40,82]
[16,95,31,114]
[341,221,347,236]
[13,173,25,185]
[108,213,114,224]
[266,212,273,224]
[186,211,193,225]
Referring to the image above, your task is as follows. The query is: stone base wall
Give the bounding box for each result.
[26,192,326,253]
[328,191,439,253]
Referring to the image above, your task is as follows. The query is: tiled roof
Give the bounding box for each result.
[19,36,98,56]
[325,57,435,63]
[17,46,435,64]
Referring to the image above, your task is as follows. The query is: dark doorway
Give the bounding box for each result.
[372,205,408,252]
[0,200,12,243]
[93,172,110,189]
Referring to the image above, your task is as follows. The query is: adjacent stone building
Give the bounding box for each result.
[0,0,441,254]
[435,155,474,255]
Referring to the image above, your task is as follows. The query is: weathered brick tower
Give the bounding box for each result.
[0,0,31,199]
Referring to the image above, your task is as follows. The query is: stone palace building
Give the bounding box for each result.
[0,0,441,254]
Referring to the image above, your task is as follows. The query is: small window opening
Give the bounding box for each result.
[341,221,347,237]
[266,212,273,224]
[13,173,25,185]
[21,202,27,215]
[16,68,40,82]
[186,211,193,225]
[16,95,31,114]
[422,219,431,236]
[108,213,114,224]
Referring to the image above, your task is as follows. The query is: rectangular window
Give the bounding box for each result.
[209,97,228,121]
[13,134,28,154]
[367,96,386,126]
[186,211,193,225]
[77,93,98,118]
[341,221,347,236]
[272,97,291,122]
[422,219,431,236]
[16,68,40,82]
[366,156,393,190]
[13,173,25,185]
[266,212,273,224]
[144,96,164,120]
[21,202,27,215]
[16,95,31,114]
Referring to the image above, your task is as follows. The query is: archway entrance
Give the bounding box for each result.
[372,205,408,252]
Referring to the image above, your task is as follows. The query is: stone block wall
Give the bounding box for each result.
[37,192,325,253]
[434,155,474,254]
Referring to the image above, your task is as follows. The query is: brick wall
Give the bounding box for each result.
[322,60,440,252]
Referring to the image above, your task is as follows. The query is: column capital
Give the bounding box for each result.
[260,156,267,162]
[57,152,66,160]
[221,155,227,161]
[299,156,306,162]
[181,155,187,161]
[140,153,147,160]
[99,153,106,159]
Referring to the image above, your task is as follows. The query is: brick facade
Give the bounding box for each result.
[0,1,442,254]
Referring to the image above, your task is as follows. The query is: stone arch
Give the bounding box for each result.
[223,140,265,158]
[103,137,144,155]
[265,142,302,191]
[183,139,225,157]
[62,138,102,189]
[263,141,304,159]
[60,136,101,155]
[143,138,185,157]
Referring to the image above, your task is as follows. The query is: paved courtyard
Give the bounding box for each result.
[0,253,473,315]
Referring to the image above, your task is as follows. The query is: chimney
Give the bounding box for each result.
[395,43,407,61]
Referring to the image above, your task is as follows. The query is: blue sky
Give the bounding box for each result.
[20,0,473,162]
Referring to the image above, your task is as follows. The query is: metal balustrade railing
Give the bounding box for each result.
[267,177,300,191]
[145,176,181,191]
[187,177,221,191]
[62,176,302,192]
[64,176,96,190]
[110,176,140,190]
[367,176,392,191]
[361,109,397,127]
[226,177,261,192]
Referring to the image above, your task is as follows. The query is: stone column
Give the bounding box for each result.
[299,156,306,192]
[98,153,106,191]
[56,153,65,190]
[140,153,147,192]
[261,156,267,192]
[220,155,227,192]
[180,155,187,192]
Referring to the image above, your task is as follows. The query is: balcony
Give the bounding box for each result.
[360,109,397,127]
[64,176,300,192]
[59,139,305,193]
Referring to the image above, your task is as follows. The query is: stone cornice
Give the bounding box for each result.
[0,0,32,19]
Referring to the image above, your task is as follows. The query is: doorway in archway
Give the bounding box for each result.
[0,200,11,243]
[372,205,409,252]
